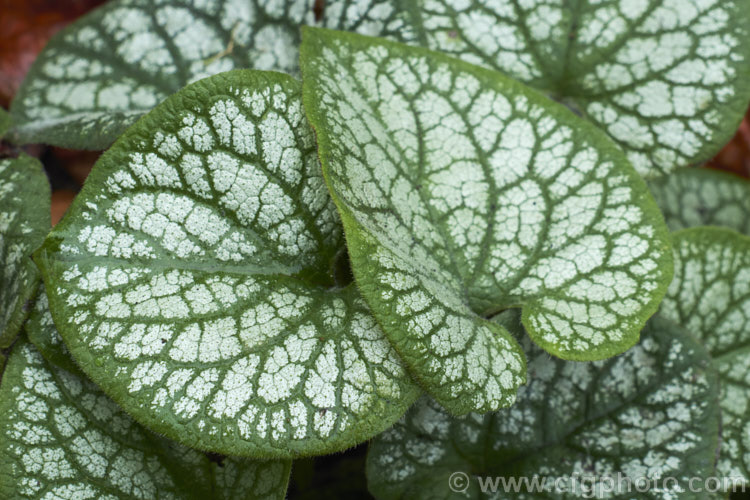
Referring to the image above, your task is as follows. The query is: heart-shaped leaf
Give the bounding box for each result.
[650,168,750,234]
[660,227,750,486]
[8,0,320,149]
[35,69,420,458]
[367,315,720,499]
[301,28,673,414]
[327,0,750,178]
[0,154,50,347]
[0,336,290,499]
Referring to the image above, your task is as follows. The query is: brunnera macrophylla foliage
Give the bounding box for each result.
[7,0,404,150]
[301,27,673,415]
[366,314,721,500]
[0,154,51,348]
[34,69,420,459]
[8,0,321,150]
[0,1,749,498]
[359,0,750,179]
[651,172,750,487]
[25,284,80,376]
[659,227,750,486]
[650,167,750,234]
[9,0,750,181]
[0,336,291,500]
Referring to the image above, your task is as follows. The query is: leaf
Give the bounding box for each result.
[300,28,673,414]
[649,167,750,234]
[0,108,11,138]
[25,284,80,375]
[325,0,750,178]
[319,0,417,40]
[0,336,290,499]
[0,153,50,347]
[0,0,105,108]
[35,69,420,458]
[8,0,319,149]
[659,227,750,486]
[367,315,721,499]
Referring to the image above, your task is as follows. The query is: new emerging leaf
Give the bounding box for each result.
[301,28,673,414]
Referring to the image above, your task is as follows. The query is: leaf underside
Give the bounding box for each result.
[332,0,750,178]
[301,27,673,414]
[367,315,720,500]
[0,337,290,500]
[650,167,750,234]
[660,227,750,485]
[9,0,320,149]
[35,69,419,458]
[0,154,51,348]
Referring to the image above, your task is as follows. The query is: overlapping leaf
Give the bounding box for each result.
[660,227,750,486]
[25,284,79,375]
[35,70,420,458]
[301,28,673,414]
[0,336,290,499]
[8,0,320,149]
[367,315,720,499]
[7,0,403,150]
[320,0,416,39]
[14,0,747,170]
[0,154,50,347]
[324,0,750,178]
[650,168,750,234]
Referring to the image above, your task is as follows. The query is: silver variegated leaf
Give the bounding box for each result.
[35,70,420,457]
[301,27,673,414]
[660,227,750,488]
[0,337,290,499]
[650,167,750,234]
[25,284,79,375]
[9,0,319,149]
[324,0,750,178]
[367,316,721,499]
[0,154,50,347]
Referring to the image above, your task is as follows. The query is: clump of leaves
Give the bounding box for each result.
[2,0,750,498]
